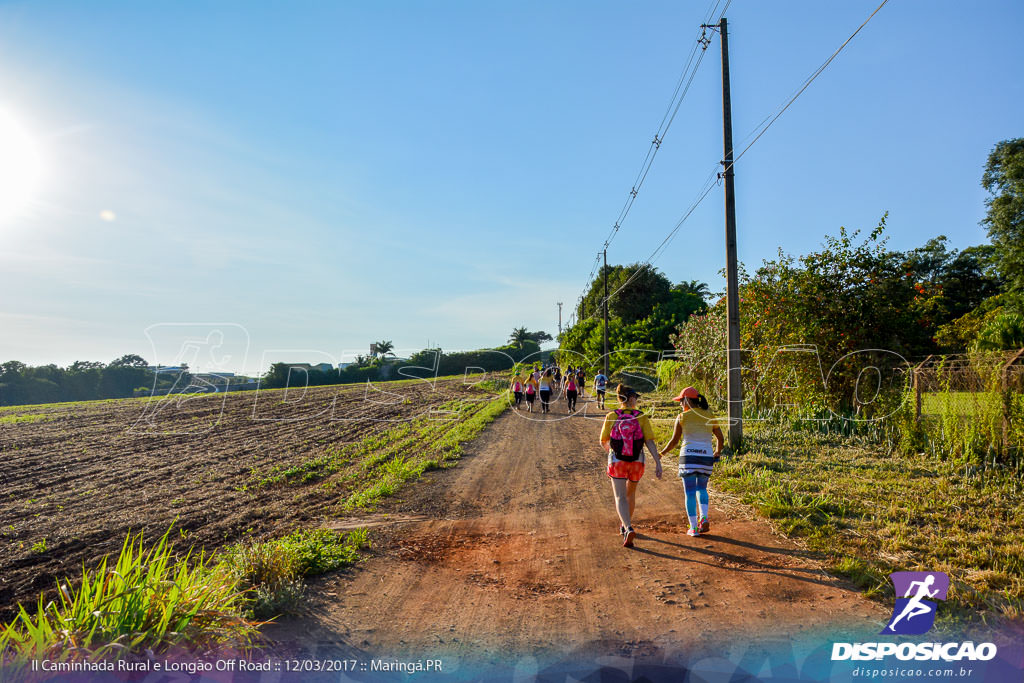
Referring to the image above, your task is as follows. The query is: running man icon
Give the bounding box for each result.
[882,571,949,635]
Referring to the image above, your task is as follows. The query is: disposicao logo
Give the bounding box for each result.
[831,570,998,663]
[883,571,948,635]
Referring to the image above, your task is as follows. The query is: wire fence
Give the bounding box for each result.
[652,348,1024,464]
[911,350,1024,459]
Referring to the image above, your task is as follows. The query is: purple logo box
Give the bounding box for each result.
[882,571,949,635]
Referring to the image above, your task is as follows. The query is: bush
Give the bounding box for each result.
[974,309,1024,351]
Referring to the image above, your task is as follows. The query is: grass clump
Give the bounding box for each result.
[222,528,369,619]
[274,527,369,576]
[0,413,51,425]
[221,543,305,620]
[0,530,255,667]
[0,526,372,669]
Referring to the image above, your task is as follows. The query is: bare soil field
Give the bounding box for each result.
[0,378,492,619]
[265,392,888,669]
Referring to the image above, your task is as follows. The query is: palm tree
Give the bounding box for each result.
[374,340,395,360]
[508,327,530,349]
[674,280,712,300]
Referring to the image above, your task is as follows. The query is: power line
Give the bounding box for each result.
[571,1,730,322]
[727,0,889,172]
[576,0,888,324]
[600,0,732,254]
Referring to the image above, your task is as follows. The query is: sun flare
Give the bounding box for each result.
[0,108,43,224]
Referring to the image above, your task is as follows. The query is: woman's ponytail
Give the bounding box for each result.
[696,393,709,410]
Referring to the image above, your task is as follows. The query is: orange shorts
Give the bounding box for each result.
[607,460,645,482]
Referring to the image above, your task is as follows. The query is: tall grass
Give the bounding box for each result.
[0,530,255,667]
[0,525,373,669]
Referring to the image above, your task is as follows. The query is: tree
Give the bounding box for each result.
[69,360,105,372]
[630,289,706,350]
[901,237,1002,338]
[373,340,395,360]
[508,327,530,349]
[673,280,712,302]
[982,138,1024,297]
[974,310,1024,351]
[527,330,553,344]
[577,263,673,325]
[731,216,934,409]
[1,360,26,380]
[109,354,148,368]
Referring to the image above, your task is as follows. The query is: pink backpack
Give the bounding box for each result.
[609,409,646,461]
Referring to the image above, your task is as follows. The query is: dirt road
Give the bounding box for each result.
[267,395,886,668]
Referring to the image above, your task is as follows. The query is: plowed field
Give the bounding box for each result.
[0,378,496,618]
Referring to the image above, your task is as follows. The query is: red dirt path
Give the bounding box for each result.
[265,394,887,667]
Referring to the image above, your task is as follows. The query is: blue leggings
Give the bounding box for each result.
[682,473,710,520]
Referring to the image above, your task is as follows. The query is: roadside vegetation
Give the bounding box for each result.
[646,401,1023,628]
[0,526,370,674]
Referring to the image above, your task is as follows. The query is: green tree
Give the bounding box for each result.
[902,237,1000,323]
[1,360,27,379]
[982,138,1024,296]
[730,216,935,409]
[373,340,395,360]
[577,263,673,326]
[508,327,530,348]
[673,280,712,302]
[974,310,1024,351]
[69,360,105,372]
[109,354,149,368]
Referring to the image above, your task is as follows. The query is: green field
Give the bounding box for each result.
[921,390,1002,417]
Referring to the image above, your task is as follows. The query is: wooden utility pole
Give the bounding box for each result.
[603,249,610,377]
[719,17,743,451]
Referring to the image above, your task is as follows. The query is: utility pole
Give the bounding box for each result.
[557,302,563,335]
[718,17,743,451]
[603,248,610,377]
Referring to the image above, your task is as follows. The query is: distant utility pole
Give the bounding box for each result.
[557,302,563,335]
[714,17,743,451]
[603,248,610,377]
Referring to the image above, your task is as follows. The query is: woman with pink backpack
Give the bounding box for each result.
[563,371,580,413]
[599,384,662,547]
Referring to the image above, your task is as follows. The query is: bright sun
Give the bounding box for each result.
[0,109,43,224]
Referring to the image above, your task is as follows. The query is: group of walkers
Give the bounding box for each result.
[508,363,609,415]
[507,362,725,545]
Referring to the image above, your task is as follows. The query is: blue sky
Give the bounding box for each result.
[0,1,1021,374]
